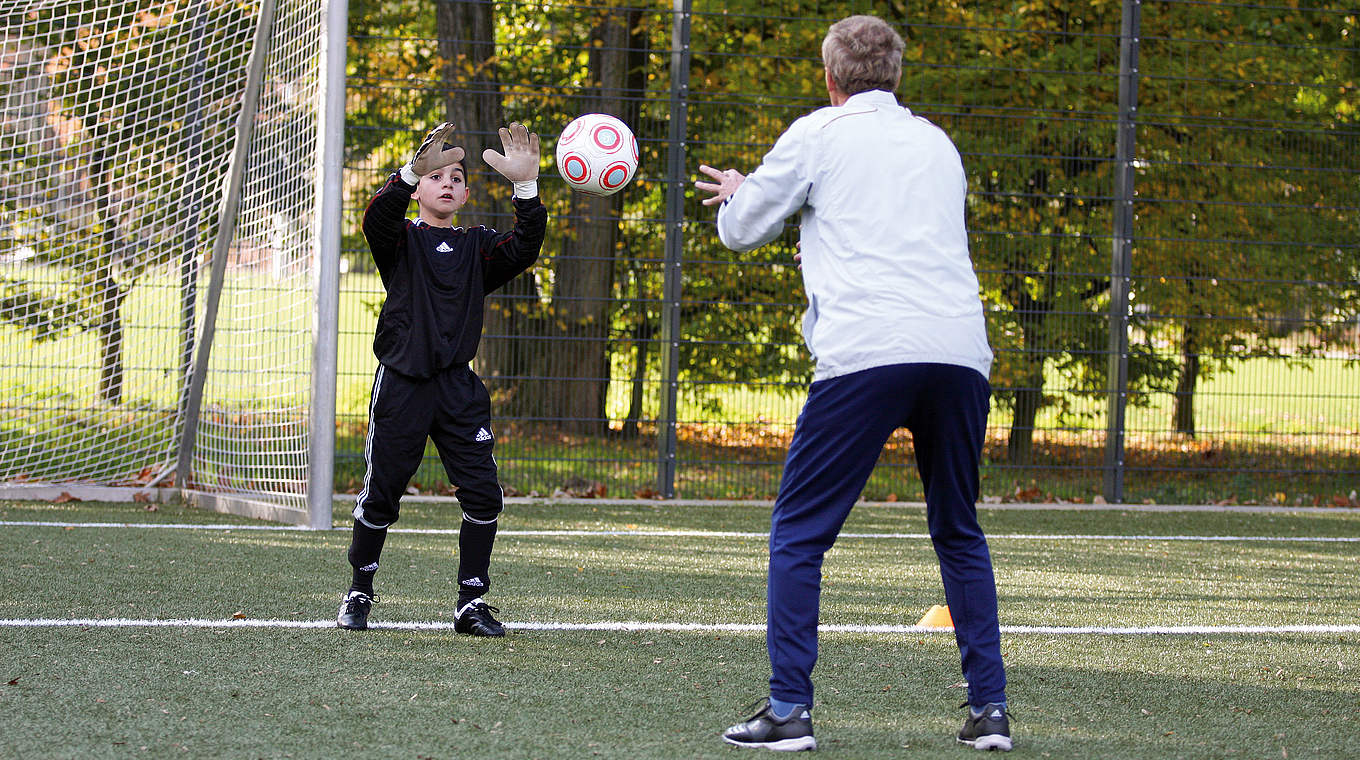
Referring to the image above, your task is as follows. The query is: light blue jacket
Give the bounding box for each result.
[716,89,993,382]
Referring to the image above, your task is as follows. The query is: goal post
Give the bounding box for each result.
[0,0,345,528]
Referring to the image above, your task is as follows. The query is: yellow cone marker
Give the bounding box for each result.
[917,604,954,629]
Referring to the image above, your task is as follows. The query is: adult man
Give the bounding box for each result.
[695,15,1011,752]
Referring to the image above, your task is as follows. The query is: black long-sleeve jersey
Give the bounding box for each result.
[362,172,548,379]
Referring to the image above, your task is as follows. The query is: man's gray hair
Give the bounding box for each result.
[821,15,905,96]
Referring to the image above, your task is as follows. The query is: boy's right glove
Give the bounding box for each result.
[401,122,465,185]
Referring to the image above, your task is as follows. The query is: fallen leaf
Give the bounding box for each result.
[132,492,151,503]
[1014,485,1043,501]
[232,612,247,619]
[52,492,81,504]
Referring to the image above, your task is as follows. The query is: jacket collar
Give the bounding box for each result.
[842,89,901,110]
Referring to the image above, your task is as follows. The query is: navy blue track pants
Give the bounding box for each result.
[767,362,1006,708]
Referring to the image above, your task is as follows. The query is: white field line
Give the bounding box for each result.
[0,617,1357,635]
[0,520,1356,542]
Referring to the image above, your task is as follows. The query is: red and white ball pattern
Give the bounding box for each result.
[554,113,639,197]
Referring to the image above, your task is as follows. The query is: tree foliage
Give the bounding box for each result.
[341,0,1357,447]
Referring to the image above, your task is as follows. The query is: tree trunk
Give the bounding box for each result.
[436,0,543,419]
[1006,280,1050,466]
[539,7,644,435]
[435,0,504,228]
[91,145,125,405]
[1173,321,1199,437]
[442,4,645,435]
[1007,358,1042,466]
[622,262,652,438]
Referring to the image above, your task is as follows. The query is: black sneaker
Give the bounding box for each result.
[454,597,505,637]
[957,702,1012,751]
[722,698,816,751]
[336,590,375,630]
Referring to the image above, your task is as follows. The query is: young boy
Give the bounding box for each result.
[337,122,547,636]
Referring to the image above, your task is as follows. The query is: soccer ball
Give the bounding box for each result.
[554,113,639,196]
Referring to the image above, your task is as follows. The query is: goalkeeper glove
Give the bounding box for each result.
[400,122,466,186]
[482,122,541,198]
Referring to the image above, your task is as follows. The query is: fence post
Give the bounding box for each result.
[1103,0,1141,503]
[656,0,692,498]
[175,2,211,461]
[307,0,347,530]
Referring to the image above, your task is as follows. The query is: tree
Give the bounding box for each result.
[0,2,248,405]
[443,1,652,435]
[1132,3,1359,436]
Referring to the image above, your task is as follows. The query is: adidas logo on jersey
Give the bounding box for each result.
[436,241,454,253]
[474,427,492,442]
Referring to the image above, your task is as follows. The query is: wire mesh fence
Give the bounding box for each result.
[2,0,1354,510]
[336,0,1356,505]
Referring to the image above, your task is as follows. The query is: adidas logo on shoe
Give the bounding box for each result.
[474,427,492,442]
[958,702,1012,751]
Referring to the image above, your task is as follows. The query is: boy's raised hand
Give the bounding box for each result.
[482,122,540,183]
[407,122,465,177]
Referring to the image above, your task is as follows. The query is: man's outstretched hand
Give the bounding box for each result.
[695,164,746,206]
[483,122,541,183]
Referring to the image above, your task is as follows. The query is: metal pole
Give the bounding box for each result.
[176,1,211,445]
[1103,0,1141,503]
[175,0,279,489]
[306,0,346,529]
[655,0,691,498]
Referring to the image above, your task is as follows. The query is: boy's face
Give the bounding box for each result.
[411,162,469,224]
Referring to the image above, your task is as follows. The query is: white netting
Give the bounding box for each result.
[0,0,322,517]
[186,0,320,516]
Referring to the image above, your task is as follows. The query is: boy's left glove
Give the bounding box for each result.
[482,122,540,198]
[401,122,465,185]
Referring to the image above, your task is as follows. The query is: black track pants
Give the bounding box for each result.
[352,363,504,529]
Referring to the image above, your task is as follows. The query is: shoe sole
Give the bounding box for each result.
[722,736,817,751]
[336,621,367,630]
[959,734,1012,751]
[455,627,505,637]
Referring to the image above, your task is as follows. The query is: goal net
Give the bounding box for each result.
[0,0,336,526]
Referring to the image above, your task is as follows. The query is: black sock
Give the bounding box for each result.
[457,516,498,605]
[347,521,388,597]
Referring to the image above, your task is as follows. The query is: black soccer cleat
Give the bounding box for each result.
[337,590,375,630]
[454,597,505,637]
[957,702,1012,751]
[722,698,816,751]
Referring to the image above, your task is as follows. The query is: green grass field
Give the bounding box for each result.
[2,498,1356,758]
